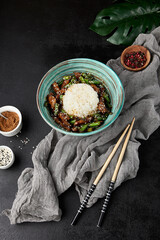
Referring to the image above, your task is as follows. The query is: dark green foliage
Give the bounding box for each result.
[90,0,160,45]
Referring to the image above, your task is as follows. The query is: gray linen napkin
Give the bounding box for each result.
[3,27,160,224]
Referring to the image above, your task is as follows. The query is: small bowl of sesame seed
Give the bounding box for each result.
[0,145,15,169]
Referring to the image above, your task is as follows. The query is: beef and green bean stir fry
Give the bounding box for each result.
[45,72,112,133]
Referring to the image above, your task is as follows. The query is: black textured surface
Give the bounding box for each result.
[0,1,160,240]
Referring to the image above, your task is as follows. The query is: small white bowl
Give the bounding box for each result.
[0,105,22,137]
[0,145,15,169]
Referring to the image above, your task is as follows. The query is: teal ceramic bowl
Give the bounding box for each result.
[36,58,124,136]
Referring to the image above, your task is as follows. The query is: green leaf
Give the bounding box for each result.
[90,0,160,45]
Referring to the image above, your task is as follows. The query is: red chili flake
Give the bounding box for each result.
[124,51,147,69]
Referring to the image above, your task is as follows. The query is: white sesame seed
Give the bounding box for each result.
[0,148,12,166]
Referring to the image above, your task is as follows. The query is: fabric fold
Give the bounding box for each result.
[3,27,160,224]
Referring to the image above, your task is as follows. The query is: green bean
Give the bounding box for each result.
[94,113,101,117]
[81,73,86,77]
[60,95,63,100]
[64,82,72,88]
[70,78,77,84]
[69,115,74,119]
[63,76,71,80]
[98,117,103,121]
[94,115,102,121]
[79,73,89,83]
[89,121,101,127]
[84,78,89,84]
[79,124,88,132]
[61,108,66,113]
[79,76,85,83]
[70,119,76,124]
[103,93,110,103]
[82,72,94,82]
[102,115,107,121]
[54,103,59,116]
[103,93,113,109]
[88,80,101,85]
[97,116,106,121]
[58,79,64,86]
[87,127,93,132]
[79,75,90,84]
[72,75,76,80]
[94,113,106,121]
[87,73,93,79]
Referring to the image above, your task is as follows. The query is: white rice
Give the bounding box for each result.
[63,83,99,118]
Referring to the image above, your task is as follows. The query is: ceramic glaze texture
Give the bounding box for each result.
[37,58,124,136]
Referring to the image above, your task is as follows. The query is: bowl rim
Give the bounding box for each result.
[36,58,125,136]
[0,145,15,169]
[0,105,22,134]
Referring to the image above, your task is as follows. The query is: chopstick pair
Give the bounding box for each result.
[71,117,135,227]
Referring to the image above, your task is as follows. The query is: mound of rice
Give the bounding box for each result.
[63,83,99,118]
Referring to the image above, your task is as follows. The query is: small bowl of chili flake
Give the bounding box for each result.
[121,45,151,71]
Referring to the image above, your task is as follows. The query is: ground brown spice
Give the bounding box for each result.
[0,111,19,132]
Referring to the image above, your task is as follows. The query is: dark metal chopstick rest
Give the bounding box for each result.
[71,183,96,225]
[97,181,115,228]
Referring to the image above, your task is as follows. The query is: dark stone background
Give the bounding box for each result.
[0,1,160,239]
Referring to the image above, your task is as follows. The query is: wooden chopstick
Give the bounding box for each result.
[71,123,131,226]
[97,117,135,228]
[93,124,130,186]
